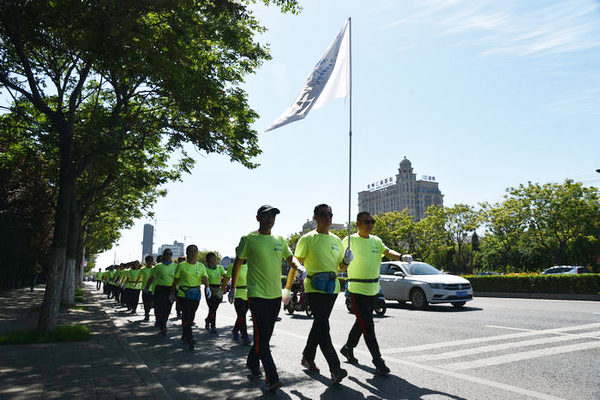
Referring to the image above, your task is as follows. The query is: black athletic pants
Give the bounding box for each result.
[247,297,280,384]
[346,292,382,362]
[304,292,341,371]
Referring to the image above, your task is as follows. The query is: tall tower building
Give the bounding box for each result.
[141,224,154,260]
[358,157,443,221]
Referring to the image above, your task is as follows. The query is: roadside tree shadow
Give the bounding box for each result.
[349,373,468,400]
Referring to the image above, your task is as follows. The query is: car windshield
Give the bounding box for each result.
[405,262,443,275]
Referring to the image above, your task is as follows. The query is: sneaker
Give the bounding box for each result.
[340,345,358,364]
[232,331,240,340]
[301,357,320,372]
[247,370,262,380]
[331,368,348,384]
[265,379,283,392]
[241,334,251,345]
[210,324,217,333]
[374,359,390,376]
[159,327,167,336]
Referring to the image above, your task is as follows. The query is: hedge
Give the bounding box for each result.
[464,274,600,295]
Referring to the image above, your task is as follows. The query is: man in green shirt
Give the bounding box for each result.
[171,245,210,350]
[340,211,410,376]
[226,255,250,344]
[285,204,351,384]
[230,205,303,393]
[146,249,177,336]
[139,255,155,322]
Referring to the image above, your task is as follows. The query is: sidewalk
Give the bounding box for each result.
[0,284,170,399]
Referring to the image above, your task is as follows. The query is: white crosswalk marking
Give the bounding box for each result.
[407,330,600,361]
[381,322,600,354]
[444,340,600,371]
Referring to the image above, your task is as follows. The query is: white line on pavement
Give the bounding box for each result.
[407,331,600,361]
[443,341,600,371]
[381,322,600,354]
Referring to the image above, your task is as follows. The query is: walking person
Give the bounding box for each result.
[204,252,226,333]
[30,261,42,291]
[284,204,351,384]
[145,249,177,336]
[125,261,142,314]
[139,256,155,322]
[226,252,251,344]
[339,211,411,376]
[230,205,303,392]
[95,268,102,290]
[171,245,211,350]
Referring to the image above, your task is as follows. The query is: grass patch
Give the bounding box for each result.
[74,295,85,303]
[0,325,91,345]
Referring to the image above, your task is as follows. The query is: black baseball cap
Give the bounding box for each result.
[257,205,280,215]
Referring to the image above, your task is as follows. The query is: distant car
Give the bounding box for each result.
[542,266,589,275]
[379,261,473,310]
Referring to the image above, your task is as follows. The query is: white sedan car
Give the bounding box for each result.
[379,261,473,310]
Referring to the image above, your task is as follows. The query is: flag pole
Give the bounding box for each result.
[347,17,353,248]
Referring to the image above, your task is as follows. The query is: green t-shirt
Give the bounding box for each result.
[227,263,248,300]
[174,261,207,297]
[206,264,226,285]
[126,269,142,289]
[96,271,102,280]
[139,266,153,288]
[295,230,344,294]
[342,234,388,296]
[107,270,115,284]
[237,231,292,299]
[150,262,177,289]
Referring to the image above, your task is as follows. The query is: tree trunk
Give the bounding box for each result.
[38,120,74,333]
[38,176,74,332]
[62,207,81,306]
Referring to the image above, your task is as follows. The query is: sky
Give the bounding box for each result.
[95,0,600,267]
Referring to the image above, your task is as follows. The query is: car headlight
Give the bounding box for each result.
[428,283,446,289]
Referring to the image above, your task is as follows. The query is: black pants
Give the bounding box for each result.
[247,297,281,383]
[96,280,101,290]
[179,296,200,343]
[107,284,115,298]
[142,291,154,317]
[233,298,249,337]
[346,292,382,362]
[127,289,140,312]
[205,285,222,326]
[304,292,341,371]
[154,285,174,331]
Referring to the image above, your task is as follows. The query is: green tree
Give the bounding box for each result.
[0,0,300,332]
[443,204,480,275]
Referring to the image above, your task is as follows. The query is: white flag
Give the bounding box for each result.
[265,18,350,132]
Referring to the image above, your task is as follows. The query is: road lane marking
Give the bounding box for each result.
[381,322,600,354]
[443,341,600,371]
[379,354,566,400]
[407,330,600,361]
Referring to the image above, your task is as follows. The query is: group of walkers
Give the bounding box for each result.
[97,203,411,393]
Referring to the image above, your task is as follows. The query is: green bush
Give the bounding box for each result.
[0,325,91,345]
[465,274,600,294]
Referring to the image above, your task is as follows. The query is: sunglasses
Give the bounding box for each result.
[360,219,376,225]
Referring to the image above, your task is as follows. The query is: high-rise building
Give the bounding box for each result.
[358,157,443,221]
[157,241,185,259]
[141,224,154,260]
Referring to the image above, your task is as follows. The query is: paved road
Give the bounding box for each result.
[91,282,600,399]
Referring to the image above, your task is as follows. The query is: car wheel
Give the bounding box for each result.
[452,301,466,309]
[410,288,429,310]
[306,304,313,317]
[346,300,354,314]
[374,303,387,316]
